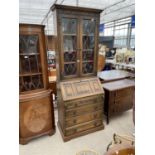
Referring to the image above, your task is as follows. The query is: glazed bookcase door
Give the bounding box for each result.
[81,17,98,76]
[60,16,80,79]
[19,34,44,92]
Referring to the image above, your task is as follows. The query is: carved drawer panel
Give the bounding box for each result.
[65,102,103,118]
[65,119,102,136]
[65,110,103,127]
[64,95,104,110]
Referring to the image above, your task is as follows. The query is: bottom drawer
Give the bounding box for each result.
[65,110,103,127]
[65,119,103,136]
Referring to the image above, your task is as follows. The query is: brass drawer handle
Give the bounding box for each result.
[94,106,98,110]
[73,129,77,133]
[94,99,97,102]
[73,119,77,124]
[94,122,98,127]
[94,114,97,119]
[73,111,77,116]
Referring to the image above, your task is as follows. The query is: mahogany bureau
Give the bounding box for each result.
[102,79,135,124]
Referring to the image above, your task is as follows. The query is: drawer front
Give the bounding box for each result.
[65,119,103,136]
[115,95,133,106]
[115,87,134,99]
[64,95,104,110]
[65,102,103,118]
[65,110,103,127]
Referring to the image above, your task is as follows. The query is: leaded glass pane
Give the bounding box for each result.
[82,62,94,74]
[19,34,44,92]
[19,35,38,53]
[64,51,77,62]
[83,36,94,49]
[62,18,77,34]
[82,49,94,61]
[20,75,43,92]
[63,36,76,51]
[20,55,30,73]
[83,19,95,34]
[64,64,77,75]
[82,19,95,74]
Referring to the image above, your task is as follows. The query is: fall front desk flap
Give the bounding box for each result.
[60,77,104,101]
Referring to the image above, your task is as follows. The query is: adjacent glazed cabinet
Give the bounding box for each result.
[19,24,55,144]
[52,4,101,81]
[52,5,104,141]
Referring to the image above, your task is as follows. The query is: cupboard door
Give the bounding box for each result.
[61,17,80,79]
[81,18,97,76]
[19,35,44,92]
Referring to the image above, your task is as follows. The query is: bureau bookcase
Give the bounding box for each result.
[52,4,104,141]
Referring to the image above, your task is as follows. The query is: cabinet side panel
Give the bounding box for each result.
[57,90,65,130]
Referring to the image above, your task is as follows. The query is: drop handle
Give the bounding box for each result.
[94,106,98,110]
[73,111,77,116]
[94,122,98,127]
[73,119,77,124]
[94,114,97,119]
[73,129,77,133]
[76,48,81,50]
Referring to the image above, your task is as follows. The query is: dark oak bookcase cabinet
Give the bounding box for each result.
[19,24,55,144]
[52,4,104,141]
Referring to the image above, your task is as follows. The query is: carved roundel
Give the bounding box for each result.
[24,103,49,133]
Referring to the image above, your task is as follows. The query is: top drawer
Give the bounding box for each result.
[64,95,104,110]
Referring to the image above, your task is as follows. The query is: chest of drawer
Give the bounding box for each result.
[65,110,103,127]
[64,95,104,110]
[65,102,103,118]
[65,119,103,136]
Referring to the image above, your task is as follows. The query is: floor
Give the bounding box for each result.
[19,109,134,155]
